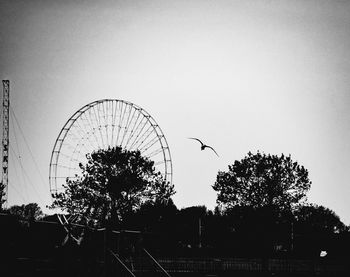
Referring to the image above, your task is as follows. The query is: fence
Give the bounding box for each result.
[154,257,349,275]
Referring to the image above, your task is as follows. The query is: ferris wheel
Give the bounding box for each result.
[49,99,173,197]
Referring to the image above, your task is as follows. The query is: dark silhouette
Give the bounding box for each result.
[212,151,312,273]
[1,201,350,276]
[295,204,348,234]
[51,146,175,227]
[213,151,311,211]
[3,149,350,276]
[188,137,219,157]
[7,202,43,221]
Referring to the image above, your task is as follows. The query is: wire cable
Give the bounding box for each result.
[9,111,28,199]
[9,145,45,203]
[10,108,48,191]
[8,179,27,203]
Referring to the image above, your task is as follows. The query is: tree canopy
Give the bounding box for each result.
[7,203,43,221]
[51,146,175,226]
[213,152,311,211]
[294,204,348,234]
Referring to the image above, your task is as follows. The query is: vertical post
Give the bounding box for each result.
[291,221,294,252]
[198,217,202,248]
[1,80,9,210]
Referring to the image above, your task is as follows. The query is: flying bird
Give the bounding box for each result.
[188,137,219,157]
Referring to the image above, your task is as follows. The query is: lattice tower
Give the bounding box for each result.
[1,80,9,209]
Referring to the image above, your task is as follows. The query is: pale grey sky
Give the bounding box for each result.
[1,0,350,224]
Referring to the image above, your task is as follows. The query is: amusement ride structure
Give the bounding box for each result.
[1,84,175,275]
[1,80,9,209]
[48,99,174,275]
[49,99,173,198]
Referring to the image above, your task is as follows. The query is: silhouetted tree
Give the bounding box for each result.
[7,203,43,221]
[123,198,178,231]
[213,151,312,268]
[51,146,175,227]
[213,152,311,212]
[294,204,348,234]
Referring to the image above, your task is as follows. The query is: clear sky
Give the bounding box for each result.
[1,0,350,224]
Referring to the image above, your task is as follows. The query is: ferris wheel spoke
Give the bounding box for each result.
[68,140,91,165]
[74,116,90,136]
[115,101,123,146]
[90,105,102,149]
[120,106,132,145]
[71,137,94,160]
[87,106,99,127]
[97,104,108,149]
[72,140,92,159]
[57,151,82,163]
[121,101,130,128]
[110,101,118,147]
[49,99,173,203]
[141,143,163,158]
[153,160,165,167]
[90,105,102,147]
[55,176,79,179]
[104,124,109,149]
[124,110,142,149]
[89,127,106,152]
[92,105,106,149]
[101,101,109,147]
[128,118,150,150]
[65,125,85,142]
[107,100,115,147]
[56,164,80,171]
[111,101,119,147]
[63,139,91,158]
[120,104,134,147]
[99,102,107,147]
[125,107,141,147]
[105,101,111,147]
[117,103,128,146]
[117,101,128,146]
[138,135,160,153]
[74,120,98,151]
[112,100,121,139]
[144,148,164,159]
[75,117,91,138]
[140,141,163,159]
[61,143,75,153]
[132,125,155,150]
[82,112,101,149]
[70,148,87,163]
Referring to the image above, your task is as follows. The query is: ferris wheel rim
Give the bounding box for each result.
[49,99,173,199]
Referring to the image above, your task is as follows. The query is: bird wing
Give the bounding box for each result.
[188,137,204,146]
[206,145,219,157]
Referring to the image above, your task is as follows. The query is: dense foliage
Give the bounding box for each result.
[5,149,349,260]
[294,204,348,234]
[213,152,311,211]
[2,201,349,259]
[7,203,43,221]
[51,146,175,226]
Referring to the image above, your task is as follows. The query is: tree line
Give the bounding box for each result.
[1,147,349,259]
